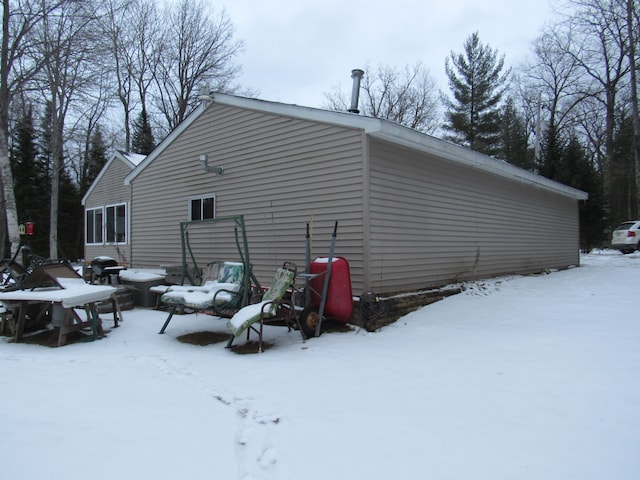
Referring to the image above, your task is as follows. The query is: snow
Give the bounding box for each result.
[123,152,146,166]
[161,282,241,309]
[313,256,340,263]
[1,250,639,479]
[228,300,273,337]
[119,269,165,282]
[0,282,115,308]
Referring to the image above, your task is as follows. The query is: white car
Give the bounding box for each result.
[611,221,640,254]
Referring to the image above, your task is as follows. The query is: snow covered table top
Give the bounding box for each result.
[0,283,116,308]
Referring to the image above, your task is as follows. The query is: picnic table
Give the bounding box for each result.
[0,278,117,346]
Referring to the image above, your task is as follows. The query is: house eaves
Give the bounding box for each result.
[126,93,588,201]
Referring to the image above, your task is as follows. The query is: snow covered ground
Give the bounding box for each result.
[1,250,638,480]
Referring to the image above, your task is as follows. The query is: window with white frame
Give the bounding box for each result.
[85,203,127,245]
[86,207,104,245]
[189,194,216,221]
[106,203,127,243]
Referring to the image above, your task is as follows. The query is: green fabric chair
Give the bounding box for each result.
[158,261,248,334]
[227,262,298,352]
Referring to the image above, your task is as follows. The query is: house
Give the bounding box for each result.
[82,150,145,266]
[85,94,587,296]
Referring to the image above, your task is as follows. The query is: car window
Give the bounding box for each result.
[615,222,636,231]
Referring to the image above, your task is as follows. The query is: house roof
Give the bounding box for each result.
[124,93,588,201]
[81,150,146,205]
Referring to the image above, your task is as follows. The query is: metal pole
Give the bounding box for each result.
[315,221,338,337]
[304,223,311,308]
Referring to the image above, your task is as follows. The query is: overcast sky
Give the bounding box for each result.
[219,0,556,109]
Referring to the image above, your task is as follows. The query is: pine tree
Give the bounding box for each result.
[539,128,607,250]
[58,169,82,260]
[560,137,607,251]
[539,124,565,180]
[443,32,511,156]
[131,108,156,155]
[82,126,108,196]
[9,108,50,257]
[609,116,637,226]
[499,98,535,170]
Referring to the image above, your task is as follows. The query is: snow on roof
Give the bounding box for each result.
[123,152,146,166]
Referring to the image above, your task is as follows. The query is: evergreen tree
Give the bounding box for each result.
[539,123,565,180]
[443,32,511,156]
[499,98,535,170]
[540,129,607,250]
[82,126,108,196]
[9,108,50,258]
[58,169,82,260]
[609,116,637,226]
[559,137,607,251]
[131,108,156,155]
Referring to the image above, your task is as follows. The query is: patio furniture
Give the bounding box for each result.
[227,262,302,352]
[158,261,248,334]
[0,259,123,346]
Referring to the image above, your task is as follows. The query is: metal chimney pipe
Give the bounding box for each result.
[348,69,365,114]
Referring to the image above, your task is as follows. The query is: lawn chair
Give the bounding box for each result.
[226,262,302,353]
[0,259,28,288]
[158,261,248,334]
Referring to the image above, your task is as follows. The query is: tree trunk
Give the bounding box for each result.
[0,129,21,256]
[49,113,63,260]
[1,0,21,257]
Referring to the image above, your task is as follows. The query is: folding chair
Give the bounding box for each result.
[226,262,301,352]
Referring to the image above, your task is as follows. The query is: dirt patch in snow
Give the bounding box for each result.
[176,330,229,346]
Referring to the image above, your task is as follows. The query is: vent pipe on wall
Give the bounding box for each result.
[348,69,365,114]
[199,154,224,176]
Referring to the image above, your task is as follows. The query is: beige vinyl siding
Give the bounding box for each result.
[83,159,132,263]
[130,104,367,290]
[367,139,580,293]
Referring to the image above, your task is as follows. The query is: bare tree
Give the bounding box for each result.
[100,0,160,150]
[520,25,589,165]
[72,68,116,189]
[130,0,161,127]
[34,0,100,258]
[100,0,136,151]
[324,63,441,134]
[153,0,243,132]
[0,0,68,257]
[625,0,640,210]
[561,0,631,194]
